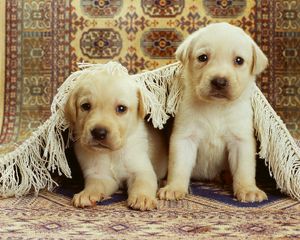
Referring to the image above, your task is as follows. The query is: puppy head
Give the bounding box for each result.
[65,69,145,152]
[176,22,268,102]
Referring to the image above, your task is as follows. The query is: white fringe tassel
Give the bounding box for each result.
[1,61,300,201]
[0,68,85,197]
[134,62,183,129]
[252,85,300,200]
[0,114,71,198]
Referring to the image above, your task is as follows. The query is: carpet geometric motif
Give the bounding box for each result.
[1,0,72,154]
[203,0,247,18]
[141,0,185,17]
[141,29,183,58]
[81,0,123,18]
[0,181,299,239]
[80,28,122,58]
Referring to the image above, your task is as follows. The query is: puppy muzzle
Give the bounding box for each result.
[88,127,110,149]
[82,126,123,151]
[91,127,108,141]
[209,77,230,99]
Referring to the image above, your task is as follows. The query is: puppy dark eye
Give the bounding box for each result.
[81,103,91,111]
[235,56,244,65]
[116,105,127,114]
[197,54,209,62]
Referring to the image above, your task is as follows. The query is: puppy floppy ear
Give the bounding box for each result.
[251,40,268,76]
[64,89,78,128]
[175,34,195,64]
[137,90,146,119]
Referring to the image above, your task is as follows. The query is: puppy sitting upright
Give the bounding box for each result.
[158,23,268,202]
[65,66,167,210]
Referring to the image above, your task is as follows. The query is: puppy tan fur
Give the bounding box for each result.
[65,69,167,210]
[158,22,268,202]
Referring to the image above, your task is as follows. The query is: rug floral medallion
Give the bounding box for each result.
[1,0,300,238]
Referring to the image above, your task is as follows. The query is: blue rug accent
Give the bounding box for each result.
[190,182,285,208]
[54,185,128,205]
[56,179,287,208]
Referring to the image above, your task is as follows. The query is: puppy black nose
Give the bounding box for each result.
[91,128,108,140]
[211,77,228,90]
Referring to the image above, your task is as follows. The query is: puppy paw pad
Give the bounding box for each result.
[72,190,105,208]
[235,188,268,203]
[158,186,186,200]
[128,195,157,211]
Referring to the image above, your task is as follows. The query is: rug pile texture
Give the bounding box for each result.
[0,180,299,239]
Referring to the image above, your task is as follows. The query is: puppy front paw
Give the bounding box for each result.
[128,194,157,211]
[158,185,187,200]
[72,190,105,208]
[235,186,268,203]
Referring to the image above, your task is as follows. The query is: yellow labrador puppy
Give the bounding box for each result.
[65,67,167,210]
[158,22,268,202]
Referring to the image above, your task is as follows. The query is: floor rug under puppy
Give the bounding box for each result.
[1,177,299,239]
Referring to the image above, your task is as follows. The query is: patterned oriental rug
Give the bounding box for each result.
[1,174,300,239]
[0,0,300,239]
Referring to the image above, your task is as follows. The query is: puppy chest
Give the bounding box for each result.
[110,158,129,182]
[192,136,227,180]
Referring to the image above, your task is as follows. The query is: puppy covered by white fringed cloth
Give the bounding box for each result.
[0,24,300,202]
[64,65,168,210]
